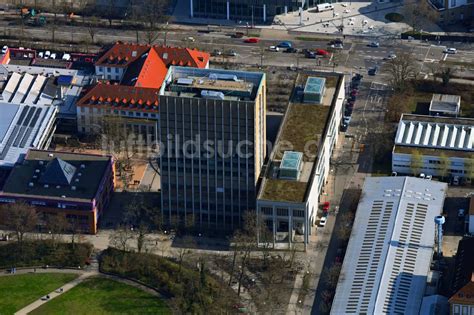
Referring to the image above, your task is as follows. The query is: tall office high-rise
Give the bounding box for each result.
[158,67,266,230]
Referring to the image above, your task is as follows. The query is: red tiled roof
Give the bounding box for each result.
[95,42,150,68]
[76,83,159,112]
[134,47,168,89]
[449,277,474,305]
[153,46,209,69]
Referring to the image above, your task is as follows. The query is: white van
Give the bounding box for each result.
[317,3,334,12]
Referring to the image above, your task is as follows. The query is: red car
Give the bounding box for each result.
[316,49,329,56]
[322,202,330,211]
[244,38,259,43]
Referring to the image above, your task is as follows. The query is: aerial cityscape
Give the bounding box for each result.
[0,0,472,314]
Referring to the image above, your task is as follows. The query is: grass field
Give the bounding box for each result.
[0,273,78,315]
[30,277,170,315]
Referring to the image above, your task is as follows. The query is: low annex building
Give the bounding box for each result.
[392,114,474,180]
[0,150,114,234]
[77,42,210,135]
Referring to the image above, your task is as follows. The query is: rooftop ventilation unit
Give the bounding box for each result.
[35,169,40,173]
[44,184,49,188]
[209,73,238,81]
[80,164,86,169]
[56,185,61,189]
[28,182,34,187]
[201,90,224,100]
[75,179,79,182]
[39,161,44,165]
[71,186,76,191]
[77,173,82,177]
[176,77,193,85]
[61,195,66,198]
[48,153,54,157]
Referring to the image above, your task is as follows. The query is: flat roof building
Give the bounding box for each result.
[392,114,474,179]
[331,177,447,315]
[158,66,266,230]
[429,94,461,117]
[256,72,344,246]
[0,150,115,234]
[0,103,57,167]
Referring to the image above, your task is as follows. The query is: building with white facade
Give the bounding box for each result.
[392,114,474,180]
[429,94,461,117]
[256,72,345,246]
[158,66,266,231]
[331,177,447,315]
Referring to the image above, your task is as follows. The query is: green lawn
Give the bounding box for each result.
[30,277,170,315]
[0,273,78,315]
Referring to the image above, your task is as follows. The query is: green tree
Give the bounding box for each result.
[0,201,37,248]
[438,153,451,180]
[410,150,424,176]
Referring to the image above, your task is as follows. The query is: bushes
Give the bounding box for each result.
[385,13,404,22]
[0,241,92,269]
[100,248,239,314]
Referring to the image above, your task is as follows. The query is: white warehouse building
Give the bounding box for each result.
[256,72,345,247]
[392,114,474,180]
[331,177,447,315]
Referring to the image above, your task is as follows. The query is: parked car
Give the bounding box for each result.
[285,47,298,53]
[340,123,348,132]
[62,53,71,61]
[316,49,329,56]
[44,51,51,59]
[420,173,426,179]
[185,36,195,42]
[269,45,279,52]
[328,38,343,46]
[227,50,237,57]
[319,217,327,227]
[330,43,344,49]
[444,47,457,54]
[344,108,353,116]
[368,41,379,47]
[38,51,44,58]
[368,66,378,75]
[384,53,397,60]
[305,50,317,59]
[232,32,244,38]
[1,45,8,54]
[277,41,293,48]
[343,116,351,124]
[244,37,259,43]
[211,49,222,56]
[352,73,363,81]
[426,175,432,180]
[50,53,57,59]
[350,90,358,97]
[391,171,398,176]
[322,201,330,211]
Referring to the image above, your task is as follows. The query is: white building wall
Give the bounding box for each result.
[392,151,469,177]
[95,66,124,81]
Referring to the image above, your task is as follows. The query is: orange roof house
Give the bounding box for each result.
[449,274,474,306]
[76,83,160,112]
[85,42,210,111]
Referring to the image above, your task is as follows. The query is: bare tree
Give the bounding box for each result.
[402,1,437,32]
[439,66,456,86]
[46,214,69,246]
[87,16,99,44]
[176,235,196,277]
[385,93,409,122]
[386,52,416,91]
[109,225,134,252]
[321,262,342,289]
[0,201,37,247]
[335,212,354,242]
